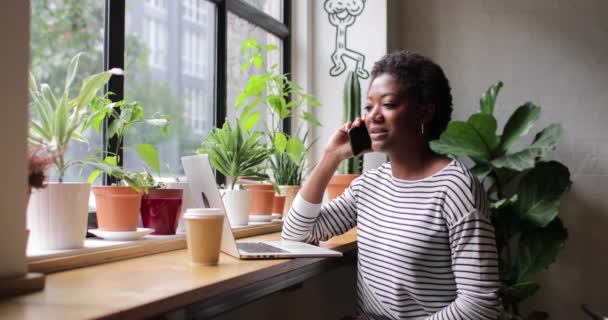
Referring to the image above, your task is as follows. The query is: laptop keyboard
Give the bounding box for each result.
[237,242,289,254]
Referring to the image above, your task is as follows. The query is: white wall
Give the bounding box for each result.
[0,0,29,279]
[389,0,608,318]
[300,0,388,172]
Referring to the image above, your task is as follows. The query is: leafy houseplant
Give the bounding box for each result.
[429,82,572,319]
[83,98,169,232]
[328,71,363,201]
[27,53,119,250]
[29,52,121,182]
[237,37,322,215]
[199,121,269,190]
[199,120,268,226]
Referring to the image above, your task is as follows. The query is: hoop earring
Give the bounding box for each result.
[421,123,425,135]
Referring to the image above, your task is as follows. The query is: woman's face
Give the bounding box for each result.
[364,73,422,153]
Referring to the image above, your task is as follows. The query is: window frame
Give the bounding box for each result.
[104,0,291,186]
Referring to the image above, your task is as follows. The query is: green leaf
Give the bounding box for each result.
[480,81,503,115]
[492,124,563,171]
[469,113,499,152]
[242,111,261,132]
[87,170,102,184]
[309,99,321,107]
[253,55,263,68]
[240,60,252,73]
[64,52,84,93]
[515,161,571,226]
[471,163,492,182]
[104,156,118,166]
[517,218,568,282]
[241,37,257,54]
[136,144,160,175]
[302,111,322,127]
[266,44,278,51]
[501,282,540,305]
[274,132,287,153]
[429,121,492,160]
[286,137,305,163]
[76,69,118,109]
[498,103,541,154]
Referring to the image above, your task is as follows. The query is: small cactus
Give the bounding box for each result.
[339,71,363,174]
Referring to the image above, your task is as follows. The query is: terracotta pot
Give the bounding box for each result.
[272,195,286,216]
[92,186,143,232]
[140,197,183,235]
[327,174,360,201]
[278,185,301,217]
[242,184,274,216]
[27,182,91,250]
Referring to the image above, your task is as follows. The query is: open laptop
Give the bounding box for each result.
[181,154,342,259]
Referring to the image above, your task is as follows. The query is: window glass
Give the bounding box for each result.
[226,12,282,132]
[124,0,216,176]
[29,0,104,183]
[241,0,283,22]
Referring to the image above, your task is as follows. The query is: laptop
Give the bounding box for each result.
[181,154,343,259]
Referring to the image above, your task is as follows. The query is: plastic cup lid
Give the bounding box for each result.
[184,208,224,219]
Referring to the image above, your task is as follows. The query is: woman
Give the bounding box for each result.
[282,51,501,319]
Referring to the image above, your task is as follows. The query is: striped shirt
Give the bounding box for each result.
[282,160,501,319]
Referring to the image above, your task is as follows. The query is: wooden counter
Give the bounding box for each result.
[0,229,357,320]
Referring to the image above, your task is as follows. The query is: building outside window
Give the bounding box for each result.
[29,0,288,178]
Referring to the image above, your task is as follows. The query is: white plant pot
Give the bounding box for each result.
[166,181,196,234]
[27,182,91,250]
[220,189,251,227]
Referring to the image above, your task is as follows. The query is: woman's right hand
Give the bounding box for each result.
[324,116,366,162]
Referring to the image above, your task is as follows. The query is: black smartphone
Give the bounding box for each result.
[348,122,372,156]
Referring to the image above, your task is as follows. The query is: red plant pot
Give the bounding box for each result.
[140,197,183,235]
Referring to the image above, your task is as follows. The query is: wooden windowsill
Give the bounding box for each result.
[27,221,283,274]
[2,229,358,320]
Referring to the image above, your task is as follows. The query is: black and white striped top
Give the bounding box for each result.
[282,160,501,319]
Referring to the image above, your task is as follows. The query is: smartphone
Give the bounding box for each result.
[348,122,372,156]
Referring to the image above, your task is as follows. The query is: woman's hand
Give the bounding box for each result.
[325,116,370,162]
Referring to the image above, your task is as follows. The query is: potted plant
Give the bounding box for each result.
[429,82,572,319]
[83,98,169,232]
[198,120,268,226]
[237,37,322,216]
[26,141,64,250]
[139,170,183,235]
[328,71,362,200]
[27,53,119,250]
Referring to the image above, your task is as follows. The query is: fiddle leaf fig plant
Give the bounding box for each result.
[429,81,572,319]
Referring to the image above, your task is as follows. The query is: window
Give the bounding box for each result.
[29,0,104,183]
[183,0,208,25]
[241,0,283,22]
[143,17,168,69]
[145,0,167,10]
[184,87,211,135]
[29,0,290,184]
[182,28,209,78]
[226,12,282,132]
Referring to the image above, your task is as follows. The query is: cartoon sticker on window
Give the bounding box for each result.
[324,0,369,79]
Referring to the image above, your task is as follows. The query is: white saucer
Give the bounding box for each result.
[249,214,273,222]
[89,228,154,241]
